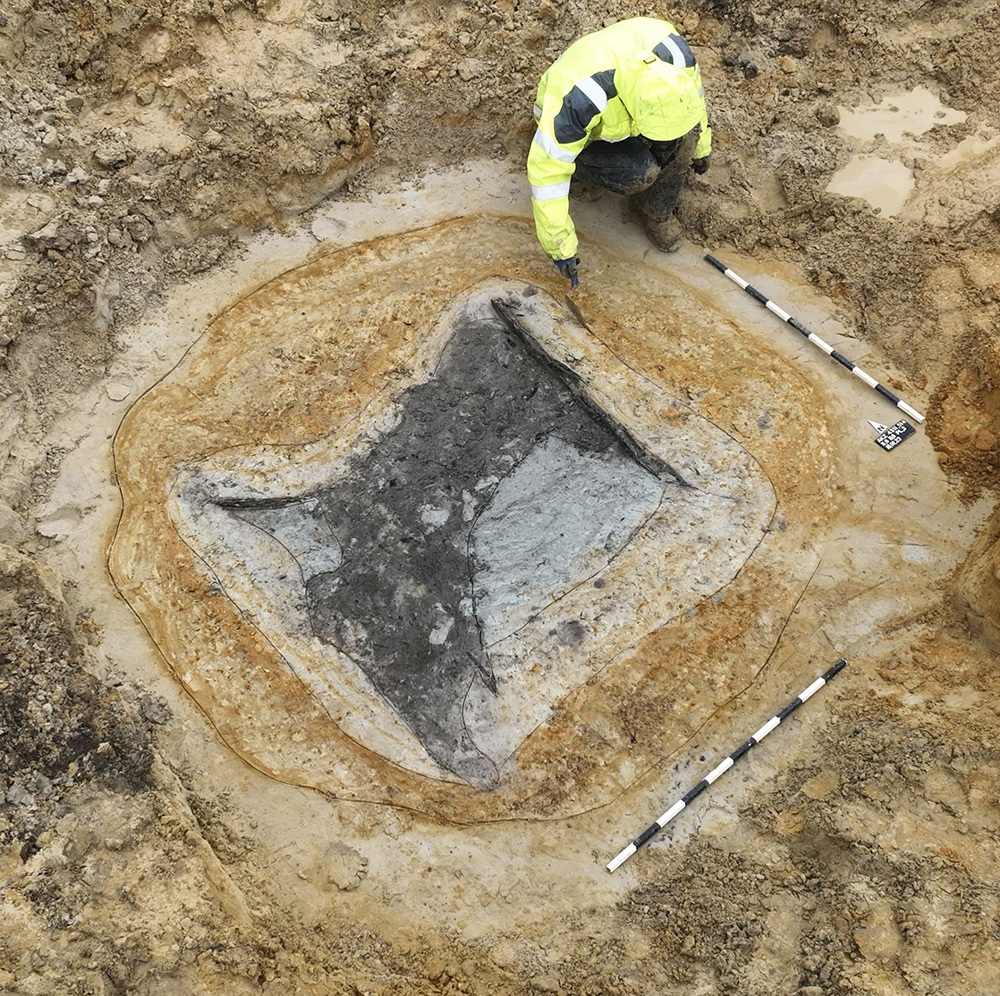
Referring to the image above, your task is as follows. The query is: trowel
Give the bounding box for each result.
[564,293,593,332]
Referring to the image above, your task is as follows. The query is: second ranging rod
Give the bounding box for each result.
[607,658,848,873]
[704,254,924,423]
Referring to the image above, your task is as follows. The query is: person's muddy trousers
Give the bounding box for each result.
[573,128,699,223]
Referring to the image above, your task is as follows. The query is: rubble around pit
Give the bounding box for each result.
[0,543,155,856]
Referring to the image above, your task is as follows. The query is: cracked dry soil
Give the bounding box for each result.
[2,1,1000,995]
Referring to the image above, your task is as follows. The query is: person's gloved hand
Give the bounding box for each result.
[692,155,711,175]
[554,256,580,290]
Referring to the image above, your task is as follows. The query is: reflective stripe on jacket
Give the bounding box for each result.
[528,17,712,260]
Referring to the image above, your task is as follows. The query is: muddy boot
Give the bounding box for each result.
[631,179,684,251]
[628,194,682,252]
[632,129,698,252]
[642,214,683,253]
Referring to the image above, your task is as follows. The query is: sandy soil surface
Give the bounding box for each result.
[2,1,999,994]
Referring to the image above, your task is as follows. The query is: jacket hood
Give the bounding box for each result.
[619,56,703,141]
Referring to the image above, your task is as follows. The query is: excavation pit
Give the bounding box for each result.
[111,217,840,822]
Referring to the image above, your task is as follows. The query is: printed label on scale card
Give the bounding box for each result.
[868,419,915,451]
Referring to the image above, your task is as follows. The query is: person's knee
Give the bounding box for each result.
[620,161,660,195]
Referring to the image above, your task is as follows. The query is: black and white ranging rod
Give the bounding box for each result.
[704,255,924,424]
[606,658,848,873]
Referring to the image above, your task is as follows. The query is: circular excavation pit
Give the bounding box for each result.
[110,215,924,822]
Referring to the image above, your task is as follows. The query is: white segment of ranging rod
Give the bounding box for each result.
[606,658,848,873]
[704,255,925,423]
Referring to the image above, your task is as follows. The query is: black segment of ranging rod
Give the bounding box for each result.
[607,658,848,872]
[704,254,924,424]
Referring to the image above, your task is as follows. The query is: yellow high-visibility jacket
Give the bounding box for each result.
[528,17,712,260]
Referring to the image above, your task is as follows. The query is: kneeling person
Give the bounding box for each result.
[527,17,712,288]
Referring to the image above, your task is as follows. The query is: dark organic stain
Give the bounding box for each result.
[556,620,587,648]
[213,305,663,785]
